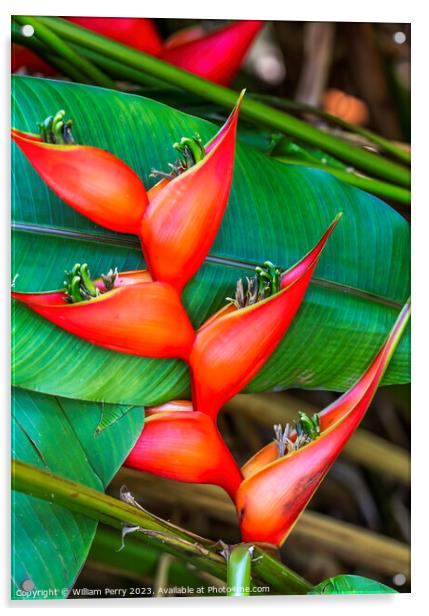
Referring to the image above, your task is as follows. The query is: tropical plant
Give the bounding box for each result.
[11,16,410,600]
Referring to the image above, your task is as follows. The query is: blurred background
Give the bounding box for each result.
[12,18,411,597]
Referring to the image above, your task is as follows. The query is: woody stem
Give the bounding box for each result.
[12,460,311,594]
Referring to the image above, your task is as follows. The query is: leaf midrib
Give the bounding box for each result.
[12,222,402,310]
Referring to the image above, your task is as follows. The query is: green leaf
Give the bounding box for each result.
[96,404,133,434]
[309,575,397,594]
[12,76,410,406]
[11,387,144,599]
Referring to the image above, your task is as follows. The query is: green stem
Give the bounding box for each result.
[275,157,411,205]
[12,460,311,595]
[253,94,411,166]
[12,24,168,89]
[12,24,93,84]
[90,527,210,590]
[36,17,410,188]
[227,544,253,596]
[13,16,115,89]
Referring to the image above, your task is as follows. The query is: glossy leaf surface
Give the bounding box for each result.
[11,387,144,599]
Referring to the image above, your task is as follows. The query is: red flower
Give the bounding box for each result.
[12,268,195,359]
[189,215,342,419]
[161,20,264,85]
[13,18,263,85]
[235,299,411,545]
[67,17,163,55]
[12,91,243,290]
[125,402,243,499]
[11,128,148,234]
[140,91,244,291]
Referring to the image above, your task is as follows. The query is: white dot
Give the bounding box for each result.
[393,573,406,586]
[393,31,406,45]
[254,54,286,85]
[21,24,34,38]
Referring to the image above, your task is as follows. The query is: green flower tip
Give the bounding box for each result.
[38,109,75,145]
[150,133,206,180]
[64,263,117,303]
[227,260,282,309]
[274,411,320,457]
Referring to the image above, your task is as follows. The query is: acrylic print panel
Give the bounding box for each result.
[11,15,410,600]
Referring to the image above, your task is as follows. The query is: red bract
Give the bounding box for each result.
[189,215,342,419]
[11,128,148,234]
[12,91,242,291]
[12,45,54,74]
[13,19,262,85]
[125,406,243,499]
[161,20,264,85]
[236,299,411,545]
[67,17,163,55]
[12,270,195,359]
[139,91,244,291]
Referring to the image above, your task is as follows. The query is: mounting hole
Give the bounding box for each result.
[393,31,406,45]
[21,24,34,38]
[392,573,406,586]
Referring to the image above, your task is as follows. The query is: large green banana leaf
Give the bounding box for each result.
[12,387,144,599]
[12,76,410,407]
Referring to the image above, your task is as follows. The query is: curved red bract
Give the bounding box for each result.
[190,216,342,419]
[236,300,411,545]
[13,274,195,360]
[125,410,243,499]
[139,91,244,291]
[12,131,148,234]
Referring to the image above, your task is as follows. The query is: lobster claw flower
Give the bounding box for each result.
[140,90,244,291]
[13,19,261,85]
[189,215,342,418]
[236,299,411,546]
[67,17,163,55]
[12,268,195,359]
[12,18,163,74]
[161,20,264,85]
[125,405,243,499]
[12,91,243,291]
[11,127,149,234]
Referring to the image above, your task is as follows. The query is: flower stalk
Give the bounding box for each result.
[225,544,254,597]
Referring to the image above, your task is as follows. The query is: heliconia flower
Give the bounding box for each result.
[125,407,243,499]
[13,19,262,85]
[12,45,54,75]
[235,299,411,545]
[11,121,149,235]
[66,17,163,55]
[12,18,162,75]
[12,92,243,291]
[161,20,264,85]
[189,215,342,419]
[139,90,244,291]
[12,266,195,359]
